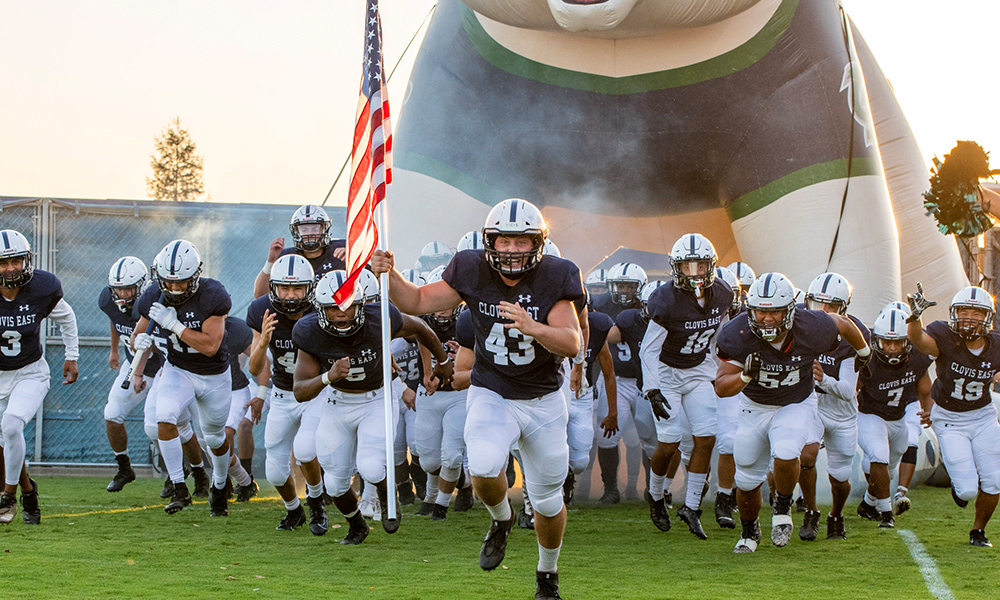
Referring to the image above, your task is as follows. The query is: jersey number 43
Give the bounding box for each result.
[485,323,535,366]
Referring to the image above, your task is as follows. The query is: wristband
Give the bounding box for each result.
[856,345,871,358]
[169,323,187,338]
[321,372,332,386]
[256,385,270,400]
[262,260,274,275]
[740,373,752,384]
[436,355,452,365]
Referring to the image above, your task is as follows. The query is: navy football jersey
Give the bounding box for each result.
[585,309,614,387]
[613,308,646,382]
[245,295,312,392]
[99,286,161,377]
[137,278,231,376]
[226,316,254,391]
[419,316,458,392]
[292,303,404,393]
[0,270,63,371]
[392,337,423,391]
[716,309,841,407]
[858,348,932,421]
[279,239,346,282]
[815,313,871,381]
[926,320,1000,412]
[592,292,640,322]
[646,279,733,369]
[442,250,584,400]
[456,309,474,349]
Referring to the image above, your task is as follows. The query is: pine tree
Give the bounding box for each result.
[145,117,205,202]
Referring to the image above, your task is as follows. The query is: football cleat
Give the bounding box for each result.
[209,484,229,517]
[951,486,969,508]
[0,492,17,524]
[397,479,416,506]
[795,495,807,513]
[415,501,435,516]
[518,503,536,530]
[306,495,329,536]
[378,487,401,534]
[21,479,40,525]
[430,504,448,521]
[645,491,671,532]
[799,510,820,541]
[235,478,259,503]
[160,478,175,499]
[597,485,620,505]
[970,529,993,548]
[771,513,793,547]
[276,505,307,531]
[663,491,674,510]
[222,476,234,500]
[733,519,762,554]
[164,482,193,515]
[359,495,378,519]
[678,505,708,540]
[535,571,562,600]
[505,457,517,488]
[826,515,847,540]
[479,503,515,571]
[191,467,210,498]
[341,511,370,545]
[857,500,879,521]
[563,471,576,507]
[107,455,136,492]
[893,492,911,516]
[714,492,735,529]
[454,486,474,512]
[878,511,895,529]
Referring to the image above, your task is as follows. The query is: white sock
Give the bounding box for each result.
[896,486,908,495]
[426,474,440,504]
[685,472,707,510]
[436,489,452,507]
[537,543,561,573]
[462,468,472,488]
[283,497,301,511]
[114,449,129,457]
[306,482,324,499]
[362,482,377,502]
[228,457,252,487]
[664,478,674,495]
[210,449,230,488]
[864,490,877,505]
[486,498,512,522]
[718,487,732,496]
[649,472,665,501]
[158,437,185,484]
[190,459,204,469]
[876,497,892,513]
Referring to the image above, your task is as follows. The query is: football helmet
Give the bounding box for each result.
[670,233,717,295]
[882,301,912,317]
[482,198,548,278]
[0,229,34,289]
[543,239,561,257]
[400,268,425,286]
[805,272,852,315]
[424,266,464,326]
[268,254,315,315]
[715,266,742,316]
[639,280,668,321]
[417,241,455,272]
[585,268,609,297]
[289,205,332,252]
[108,256,148,313]
[357,269,381,303]
[727,262,756,291]
[746,273,796,342]
[457,230,484,252]
[606,262,648,306]
[949,286,995,341]
[153,240,203,306]
[872,308,911,365]
[314,270,365,336]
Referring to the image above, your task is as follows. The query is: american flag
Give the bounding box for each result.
[337,0,393,305]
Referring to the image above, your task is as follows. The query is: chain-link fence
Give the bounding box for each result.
[1,196,345,466]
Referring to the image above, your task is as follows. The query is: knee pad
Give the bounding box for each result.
[529,481,565,518]
[292,432,317,463]
[104,401,127,424]
[826,455,853,483]
[0,414,25,441]
[419,454,443,474]
[569,454,590,476]
[201,426,226,450]
[177,421,195,444]
[902,446,918,465]
[735,471,764,493]
[323,470,352,497]
[265,456,291,488]
[467,444,507,479]
[716,432,735,456]
[956,478,979,502]
[144,422,159,443]
[440,464,461,482]
[771,439,803,462]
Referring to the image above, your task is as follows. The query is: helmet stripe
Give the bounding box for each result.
[1,231,8,250]
[890,310,896,330]
[509,201,518,223]
[972,288,977,301]
[116,258,126,281]
[287,257,295,277]
[689,234,696,256]
[821,273,833,293]
[763,273,773,294]
[169,241,182,275]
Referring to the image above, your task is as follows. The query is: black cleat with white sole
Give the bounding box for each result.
[733,519,762,553]
[276,505,306,531]
[307,495,329,536]
[714,492,735,529]
[678,505,708,540]
[21,479,40,525]
[878,511,895,528]
[165,482,193,515]
[970,529,993,547]
[857,500,878,521]
[0,492,16,524]
[535,571,562,600]
[771,512,793,547]
[480,504,514,571]
[107,455,136,492]
[209,483,229,517]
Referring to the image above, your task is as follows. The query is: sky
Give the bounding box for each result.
[1,0,997,206]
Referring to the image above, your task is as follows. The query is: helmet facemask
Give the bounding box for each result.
[805,296,847,315]
[949,305,993,341]
[874,334,910,365]
[748,305,795,342]
[269,281,314,315]
[291,221,331,252]
[318,300,366,337]
[672,257,716,297]
[110,282,143,313]
[0,252,33,289]
[482,232,544,279]
[156,266,202,306]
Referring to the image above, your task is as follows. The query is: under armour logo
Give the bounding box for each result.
[322,263,333,271]
[186,312,195,319]
[361,349,374,358]
[711,308,720,314]
[518,294,532,304]
[18,304,29,312]
[983,361,992,369]
[791,356,802,362]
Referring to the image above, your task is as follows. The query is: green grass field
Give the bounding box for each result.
[0,478,995,599]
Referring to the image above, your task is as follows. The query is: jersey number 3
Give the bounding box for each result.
[1,330,21,357]
[485,323,535,366]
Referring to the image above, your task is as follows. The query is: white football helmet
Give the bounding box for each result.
[746,273,796,342]
[108,256,148,313]
[314,270,365,336]
[289,205,332,252]
[357,269,381,303]
[417,241,455,272]
[482,198,548,278]
[882,301,911,317]
[727,262,756,291]
[639,280,668,320]
[872,308,911,365]
[585,269,609,298]
[715,266,742,316]
[457,230,484,252]
[606,262,648,306]
[153,240,203,306]
[0,229,34,288]
[949,286,995,341]
[805,272,852,315]
[543,239,561,257]
[670,233,717,294]
[269,254,315,315]
[424,266,464,326]
[794,287,806,305]
[400,268,425,286]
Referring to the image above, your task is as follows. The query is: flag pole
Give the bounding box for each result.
[377,199,396,520]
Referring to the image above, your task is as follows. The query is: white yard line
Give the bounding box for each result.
[897,529,956,600]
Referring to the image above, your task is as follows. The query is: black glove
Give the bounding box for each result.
[906,282,937,323]
[854,348,872,374]
[644,389,672,421]
[742,352,762,382]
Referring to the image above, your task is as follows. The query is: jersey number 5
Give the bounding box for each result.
[485,323,535,366]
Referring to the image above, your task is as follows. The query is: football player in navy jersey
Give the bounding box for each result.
[855,307,932,529]
[879,300,921,513]
[389,335,423,506]
[907,284,1000,547]
[712,266,743,528]
[133,240,234,517]
[221,316,257,501]
[715,273,870,553]
[640,234,733,539]
[252,205,347,299]
[293,271,452,545]
[0,230,78,525]
[371,198,583,600]
[797,273,870,541]
[101,256,159,493]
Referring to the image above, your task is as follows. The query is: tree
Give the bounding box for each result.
[146,117,205,202]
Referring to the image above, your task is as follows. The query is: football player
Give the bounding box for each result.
[584,269,609,306]
[371,198,583,600]
[0,230,78,525]
[713,266,743,528]
[880,301,919,514]
[640,234,732,539]
[715,273,869,553]
[907,284,1000,547]
[416,241,455,273]
[132,240,234,517]
[221,316,257,501]
[292,271,452,544]
[253,205,347,298]
[389,335,422,506]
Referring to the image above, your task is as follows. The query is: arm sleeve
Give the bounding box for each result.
[639,320,667,394]
[48,298,80,361]
[816,357,858,402]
